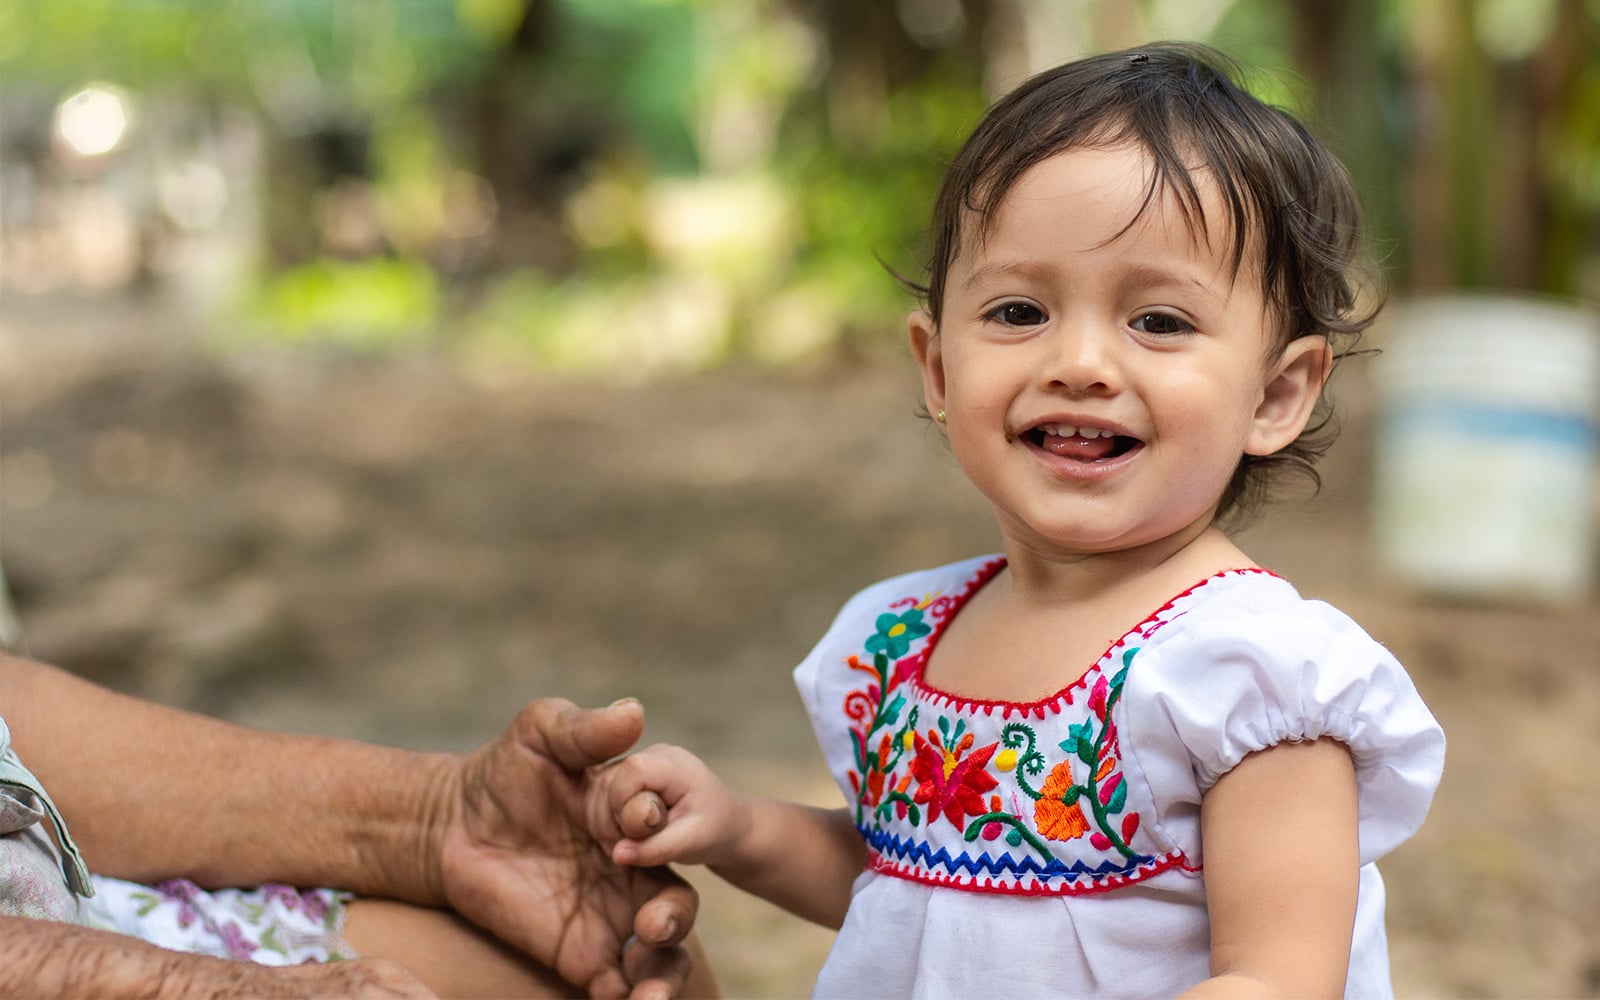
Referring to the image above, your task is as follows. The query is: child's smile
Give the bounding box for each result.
[910,142,1327,563]
[1022,420,1142,467]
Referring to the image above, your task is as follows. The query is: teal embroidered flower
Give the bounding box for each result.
[865,608,932,660]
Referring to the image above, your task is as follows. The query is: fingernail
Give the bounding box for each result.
[609,696,641,709]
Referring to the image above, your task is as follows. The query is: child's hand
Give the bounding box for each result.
[587,744,747,870]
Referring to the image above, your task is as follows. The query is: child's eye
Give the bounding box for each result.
[1130,311,1194,336]
[985,301,1046,327]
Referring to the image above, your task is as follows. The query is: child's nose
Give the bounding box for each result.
[1040,321,1119,395]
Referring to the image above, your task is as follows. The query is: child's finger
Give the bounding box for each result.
[603,746,686,817]
[618,789,668,841]
[613,814,712,868]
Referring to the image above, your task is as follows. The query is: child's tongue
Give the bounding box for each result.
[1042,432,1119,462]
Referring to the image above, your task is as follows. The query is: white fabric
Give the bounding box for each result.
[83,876,353,965]
[794,556,1445,999]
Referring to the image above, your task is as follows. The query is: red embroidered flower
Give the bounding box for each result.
[909,729,999,829]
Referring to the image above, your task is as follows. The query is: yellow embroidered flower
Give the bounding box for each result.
[995,748,1018,772]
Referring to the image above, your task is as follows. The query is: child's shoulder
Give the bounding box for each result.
[1122,570,1445,850]
[1139,569,1386,665]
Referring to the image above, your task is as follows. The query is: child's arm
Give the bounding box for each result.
[588,744,867,928]
[1179,737,1360,999]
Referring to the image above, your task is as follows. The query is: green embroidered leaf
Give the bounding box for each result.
[1075,736,1096,765]
[883,693,906,726]
[1122,647,1139,668]
[1106,779,1128,813]
[908,803,922,826]
[1062,785,1081,807]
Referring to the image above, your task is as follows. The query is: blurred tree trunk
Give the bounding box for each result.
[1288,0,1405,287]
[1519,0,1597,296]
[462,0,576,273]
[1292,0,1595,297]
[1392,0,1594,295]
[470,0,553,223]
[814,0,996,141]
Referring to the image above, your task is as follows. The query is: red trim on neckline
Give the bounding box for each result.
[906,561,1282,716]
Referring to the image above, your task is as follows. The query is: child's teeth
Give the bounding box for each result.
[1046,424,1108,439]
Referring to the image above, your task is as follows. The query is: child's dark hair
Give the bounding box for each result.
[913,41,1381,522]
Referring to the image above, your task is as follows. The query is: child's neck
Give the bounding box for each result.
[1001,524,1254,609]
[921,526,1256,704]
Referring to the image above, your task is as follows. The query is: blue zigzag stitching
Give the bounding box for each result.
[861,825,1155,883]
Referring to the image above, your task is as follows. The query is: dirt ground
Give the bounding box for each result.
[2,292,1598,998]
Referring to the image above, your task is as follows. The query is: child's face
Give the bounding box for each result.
[910,143,1327,560]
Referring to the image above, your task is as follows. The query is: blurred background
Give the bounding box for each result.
[1,0,1598,995]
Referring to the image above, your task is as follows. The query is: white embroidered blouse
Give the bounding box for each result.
[794,555,1445,999]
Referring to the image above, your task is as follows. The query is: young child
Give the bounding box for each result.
[590,42,1445,998]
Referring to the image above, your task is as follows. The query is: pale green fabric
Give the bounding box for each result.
[0,715,95,911]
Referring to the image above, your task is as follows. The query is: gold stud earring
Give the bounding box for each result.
[935,409,946,424]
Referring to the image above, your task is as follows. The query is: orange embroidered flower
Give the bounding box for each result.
[1034,761,1090,842]
[862,732,895,806]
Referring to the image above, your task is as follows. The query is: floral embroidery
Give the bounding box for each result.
[838,565,1166,893]
[908,719,999,830]
[960,650,1142,861]
[845,593,949,826]
[1035,762,1090,841]
[866,608,933,660]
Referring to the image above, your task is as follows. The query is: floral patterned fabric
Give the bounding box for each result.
[83,876,352,966]
[794,556,1445,998]
[831,557,1190,896]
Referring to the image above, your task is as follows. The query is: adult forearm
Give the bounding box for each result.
[0,654,455,903]
[0,915,434,998]
[710,800,863,929]
[2,914,288,998]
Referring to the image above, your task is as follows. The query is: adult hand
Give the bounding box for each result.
[435,698,698,999]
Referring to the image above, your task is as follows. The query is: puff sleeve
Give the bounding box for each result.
[1119,579,1446,867]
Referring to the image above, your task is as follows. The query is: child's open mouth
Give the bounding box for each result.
[1027,423,1141,462]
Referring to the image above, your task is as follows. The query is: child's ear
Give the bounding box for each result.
[1245,335,1331,456]
[908,309,946,424]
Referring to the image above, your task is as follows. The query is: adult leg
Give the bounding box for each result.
[342,899,719,998]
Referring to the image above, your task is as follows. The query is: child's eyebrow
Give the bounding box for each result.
[961,260,1056,290]
[1118,263,1227,303]
[963,260,1228,304]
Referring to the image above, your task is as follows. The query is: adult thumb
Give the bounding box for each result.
[512,696,646,772]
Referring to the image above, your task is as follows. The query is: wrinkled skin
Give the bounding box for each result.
[437,698,697,999]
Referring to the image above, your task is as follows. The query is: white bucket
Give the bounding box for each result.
[1372,295,1600,602]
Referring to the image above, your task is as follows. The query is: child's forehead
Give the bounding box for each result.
[958,144,1254,276]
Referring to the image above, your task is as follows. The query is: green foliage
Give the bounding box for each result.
[6,0,1595,368]
[244,257,438,349]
